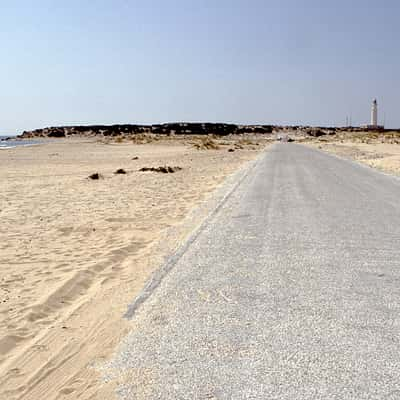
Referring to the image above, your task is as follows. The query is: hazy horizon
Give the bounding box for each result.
[1,0,399,135]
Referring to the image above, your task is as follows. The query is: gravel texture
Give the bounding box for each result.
[104,143,400,399]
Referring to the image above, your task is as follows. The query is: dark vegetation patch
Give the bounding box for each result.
[18,123,275,139]
[193,137,220,150]
[139,166,182,174]
[88,173,103,180]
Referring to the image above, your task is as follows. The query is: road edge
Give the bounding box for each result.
[124,149,267,319]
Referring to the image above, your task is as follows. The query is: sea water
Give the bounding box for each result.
[0,135,42,149]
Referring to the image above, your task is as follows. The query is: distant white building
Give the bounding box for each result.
[371,99,378,126]
[362,99,384,129]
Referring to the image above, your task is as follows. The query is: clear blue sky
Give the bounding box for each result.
[1,0,399,134]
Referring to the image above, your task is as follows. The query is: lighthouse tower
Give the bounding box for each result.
[371,99,378,127]
[362,98,384,129]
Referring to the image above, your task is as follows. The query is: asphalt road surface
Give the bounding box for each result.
[108,144,400,399]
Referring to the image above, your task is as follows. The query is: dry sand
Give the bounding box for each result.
[0,136,267,399]
[307,140,400,176]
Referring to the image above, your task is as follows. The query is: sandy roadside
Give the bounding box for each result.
[0,136,268,399]
[306,140,400,176]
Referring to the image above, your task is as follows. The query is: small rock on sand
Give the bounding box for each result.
[88,173,103,180]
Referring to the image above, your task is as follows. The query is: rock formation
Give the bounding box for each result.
[18,122,397,140]
[18,123,274,139]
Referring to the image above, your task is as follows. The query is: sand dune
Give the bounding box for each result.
[0,137,266,399]
[308,141,400,176]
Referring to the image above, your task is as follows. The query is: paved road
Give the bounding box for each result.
[108,144,400,399]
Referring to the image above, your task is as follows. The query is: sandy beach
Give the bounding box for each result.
[307,140,400,176]
[0,136,267,399]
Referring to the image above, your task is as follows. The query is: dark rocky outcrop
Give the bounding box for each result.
[48,129,66,138]
[139,166,182,173]
[18,123,277,139]
[19,122,399,140]
[237,125,274,134]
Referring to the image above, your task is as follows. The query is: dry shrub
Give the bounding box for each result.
[115,136,125,143]
[131,133,159,144]
[193,136,220,150]
[238,138,256,146]
[88,173,103,180]
[139,166,182,173]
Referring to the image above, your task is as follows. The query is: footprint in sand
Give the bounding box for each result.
[59,387,76,395]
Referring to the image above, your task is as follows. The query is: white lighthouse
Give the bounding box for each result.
[371,99,378,126]
[362,98,384,130]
